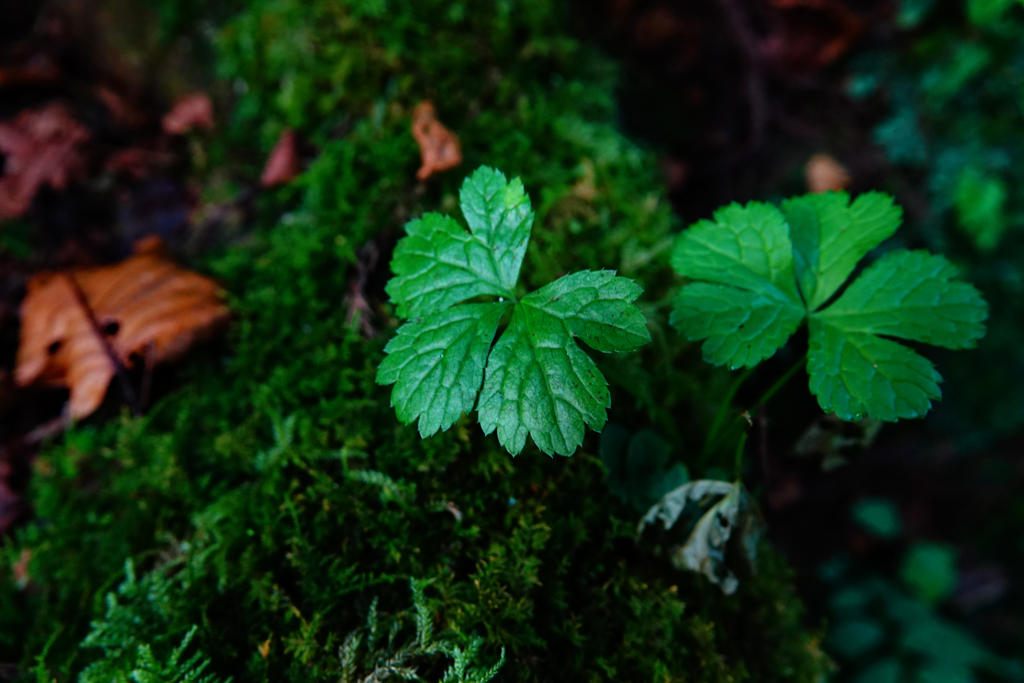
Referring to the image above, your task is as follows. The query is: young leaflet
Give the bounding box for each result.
[670,192,988,421]
[377,166,651,456]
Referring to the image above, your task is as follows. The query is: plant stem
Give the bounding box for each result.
[733,429,749,481]
[703,365,756,459]
[702,355,805,471]
[751,355,805,412]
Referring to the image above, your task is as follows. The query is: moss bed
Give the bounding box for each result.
[0,1,830,680]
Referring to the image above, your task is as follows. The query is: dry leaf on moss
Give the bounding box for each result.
[260,129,301,187]
[411,101,462,181]
[15,236,230,420]
[162,92,214,135]
[0,102,89,219]
[805,153,851,193]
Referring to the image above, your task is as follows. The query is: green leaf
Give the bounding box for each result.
[900,542,958,607]
[828,619,886,659]
[955,167,1007,251]
[817,250,987,349]
[476,300,611,456]
[377,303,510,437]
[526,270,650,352]
[967,0,1019,24]
[781,192,901,310]
[807,319,942,421]
[809,250,987,420]
[459,166,533,291]
[670,193,989,422]
[384,213,513,319]
[669,202,804,369]
[600,425,689,511]
[851,497,903,539]
[378,167,651,456]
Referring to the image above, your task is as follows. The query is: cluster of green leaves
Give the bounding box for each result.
[378,166,650,457]
[0,1,831,681]
[670,191,988,421]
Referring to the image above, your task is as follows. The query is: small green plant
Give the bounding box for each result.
[377,166,651,456]
[599,424,689,511]
[335,581,505,683]
[78,560,227,683]
[670,192,988,421]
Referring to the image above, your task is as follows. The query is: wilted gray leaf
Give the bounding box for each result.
[639,480,763,595]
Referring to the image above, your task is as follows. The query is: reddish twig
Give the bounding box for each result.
[345,242,380,339]
[139,341,156,412]
[716,0,768,149]
[22,414,70,446]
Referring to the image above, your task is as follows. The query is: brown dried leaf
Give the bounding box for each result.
[260,129,301,188]
[805,153,851,193]
[0,103,89,219]
[411,101,462,181]
[15,237,230,420]
[162,93,214,135]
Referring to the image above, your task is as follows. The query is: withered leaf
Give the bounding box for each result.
[410,101,462,181]
[15,237,230,420]
[805,153,852,193]
[260,129,301,188]
[162,93,214,135]
[0,103,89,219]
[639,480,764,594]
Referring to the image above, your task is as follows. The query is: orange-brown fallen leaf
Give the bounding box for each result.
[258,638,271,658]
[411,101,462,181]
[162,92,214,135]
[15,237,230,420]
[260,129,301,188]
[805,153,851,193]
[0,102,89,219]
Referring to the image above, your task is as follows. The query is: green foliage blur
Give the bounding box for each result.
[851,0,1024,438]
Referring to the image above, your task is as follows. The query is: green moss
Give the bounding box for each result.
[0,1,828,680]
